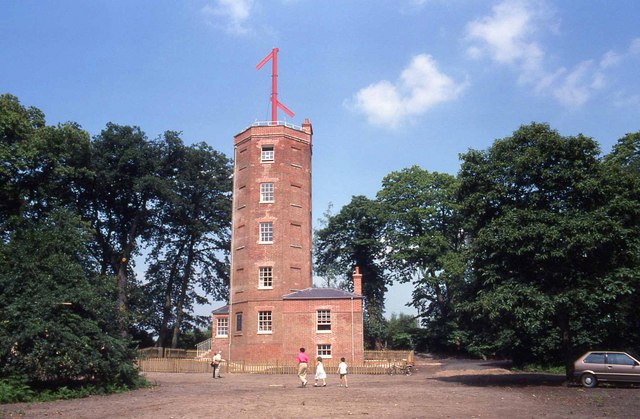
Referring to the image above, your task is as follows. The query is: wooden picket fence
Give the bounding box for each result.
[365,350,413,362]
[137,358,393,375]
[137,347,198,359]
[139,358,213,373]
[136,348,413,375]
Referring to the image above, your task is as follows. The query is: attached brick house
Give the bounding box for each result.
[211,119,364,363]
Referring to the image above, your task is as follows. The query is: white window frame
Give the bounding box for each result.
[216,317,228,337]
[261,145,274,162]
[317,344,332,358]
[260,182,274,203]
[259,266,273,289]
[259,222,273,243]
[258,311,272,334]
[316,310,331,333]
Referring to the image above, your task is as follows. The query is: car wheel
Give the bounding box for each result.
[581,373,597,388]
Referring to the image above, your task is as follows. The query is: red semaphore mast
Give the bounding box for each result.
[256,48,295,123]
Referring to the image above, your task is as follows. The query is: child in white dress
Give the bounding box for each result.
[314,356,327,387]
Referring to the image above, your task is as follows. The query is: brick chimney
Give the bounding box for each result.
[353,266,362,295]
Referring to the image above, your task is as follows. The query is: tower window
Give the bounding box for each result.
[236,312,243,332]
[261,145,274,162]
[317,344,332,358]
[260,182,274,202]
[216,317,228,337]
[259,222,273,243]
[258,310,272,333]
[259,267,273,289]
[317,310,331,332]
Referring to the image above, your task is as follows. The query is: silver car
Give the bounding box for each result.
[573,351,640,388]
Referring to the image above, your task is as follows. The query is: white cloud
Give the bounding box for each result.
[465,0,617,107]
[606,38,640,108]
[552,37,640,107]
[600,38,640,70]
[201,0,255,35]
[467,1,534,61]
[550,61,596,107]
[466,0,546,82]
[547,60,613,108]
[600,51,622,69]
[350,54,467,128]
[532,59,606,107]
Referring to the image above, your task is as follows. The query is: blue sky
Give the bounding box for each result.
[3,0,640,318]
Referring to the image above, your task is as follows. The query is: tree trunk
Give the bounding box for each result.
[115,215,141,338]
[171,237,196,348]
[558,308,572,380]
[116,259,129,338]
[156,243,185,347]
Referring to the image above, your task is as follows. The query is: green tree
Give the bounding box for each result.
[0,94,45,227]
[384,313,418,349]
[457,123,633,371]
[600,132,640,350]
[0,94,91,231]
[143,133,232,348]
[606,132,640,173]
[377,166,466,352]
[82,123,161,336]
[177,327,212,350]
[314,196,389,348]
[0,210,140,388]
[0,96,141,391]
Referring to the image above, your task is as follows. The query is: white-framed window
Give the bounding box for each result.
[316,310,331,332]
[261,145,274,162]
[235,312,243,333]
[259,222,273,243]
[260,182,274,203]
[258,311,272,333]
[259,266,273,289]
[317,344,332,358]
[216,317,228,337]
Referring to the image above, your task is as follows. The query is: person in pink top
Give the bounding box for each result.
[297,347,310,387]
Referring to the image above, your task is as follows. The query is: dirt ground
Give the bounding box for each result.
[2,356,640,418]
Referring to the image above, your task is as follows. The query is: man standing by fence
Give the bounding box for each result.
[211,350,224,378]
[297,347,309,387]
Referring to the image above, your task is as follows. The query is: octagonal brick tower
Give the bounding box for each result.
[228,119,313,361]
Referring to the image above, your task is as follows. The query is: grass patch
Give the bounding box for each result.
[511,364,565,375]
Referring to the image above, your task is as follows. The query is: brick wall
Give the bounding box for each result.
[231,124,313,302]
[213,297,364,363]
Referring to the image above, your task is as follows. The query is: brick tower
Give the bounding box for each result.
[227,119,313,361]
[210,49,363,364]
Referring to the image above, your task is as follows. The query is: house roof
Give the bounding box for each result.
[211,305,229,315]
[211,288,362,314]
[282,287,363,300]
